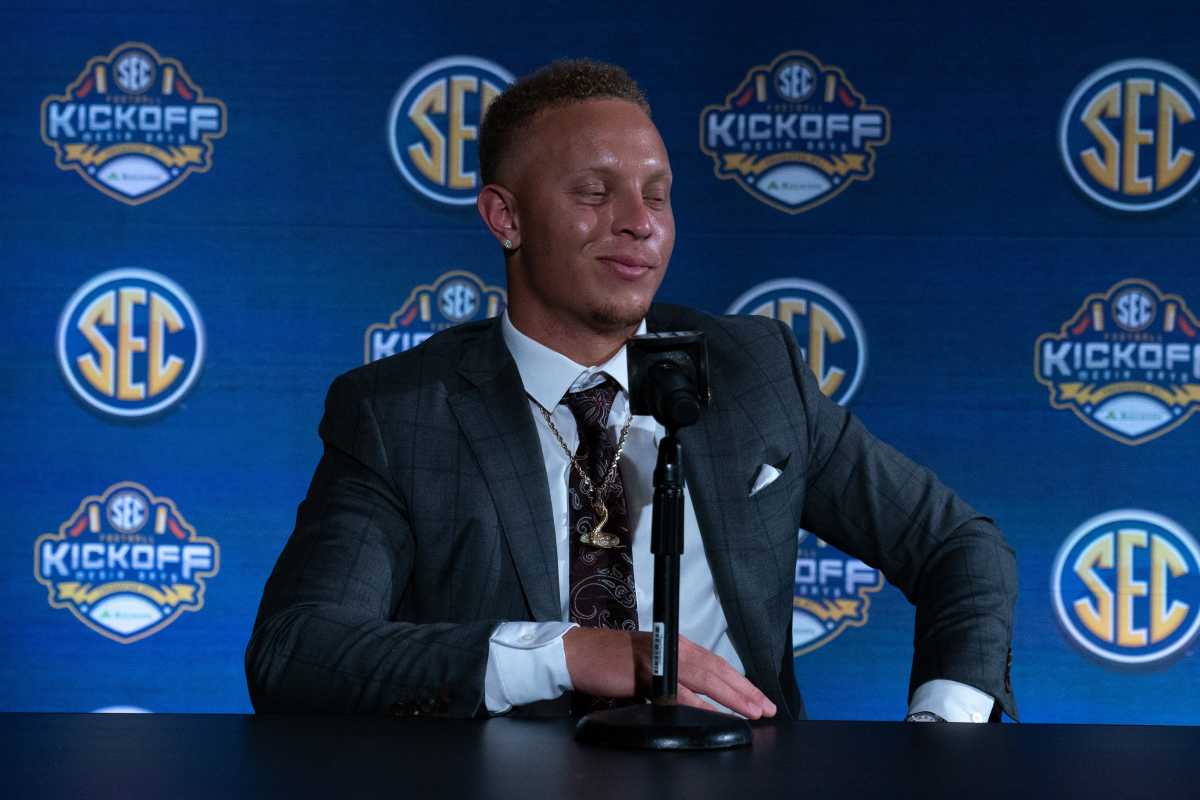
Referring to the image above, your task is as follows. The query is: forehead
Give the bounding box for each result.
[518,98,670,178]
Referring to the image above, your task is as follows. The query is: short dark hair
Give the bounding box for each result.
[478,58,651,185]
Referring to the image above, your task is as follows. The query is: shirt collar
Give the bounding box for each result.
[501,311,646,409]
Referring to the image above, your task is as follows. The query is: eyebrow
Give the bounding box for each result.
[569,166,673,181]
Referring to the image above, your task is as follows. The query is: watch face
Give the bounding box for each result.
[904,711,946,723]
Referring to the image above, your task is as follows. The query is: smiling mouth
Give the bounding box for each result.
[597,257,654,279]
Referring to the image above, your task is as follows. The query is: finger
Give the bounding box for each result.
[678,673,761,719]
[676,684,725,714]
[691,643,775,719]
[678,635,773,716]
[676,638,774,719]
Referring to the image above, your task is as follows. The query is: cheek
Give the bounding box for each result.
[570,209,601,240]
[655,213,676,256]
[550,210,602,254]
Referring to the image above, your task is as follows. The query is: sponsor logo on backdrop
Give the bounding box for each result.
[1053,510,1200,665]
[40,42,228,205]
[58,269,205,418]
[1034,278,1200,445]
[1060,59,1200,212]
[365,270,506,362]
[792,529,884,655]
[34,482,220,644]
[388,56,513,205]
[727,278,867,405]
[700,51,890,214]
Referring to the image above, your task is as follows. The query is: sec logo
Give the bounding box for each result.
[438,275,484,322]
[387,56,513,205]
[57,269,205,418]
[1053,510,1200,665]
[727,278,867,405]
[1112,285,1156,331]
[1060,59,1200,212]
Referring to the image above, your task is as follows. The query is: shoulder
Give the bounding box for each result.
[326,317,498,404]
[648,302,793,359]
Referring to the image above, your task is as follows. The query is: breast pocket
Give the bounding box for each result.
[748,452,802,544]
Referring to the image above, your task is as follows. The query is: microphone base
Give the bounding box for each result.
[574,702,752,750]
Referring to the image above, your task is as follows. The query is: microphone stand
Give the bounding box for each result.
[574,380,752,750]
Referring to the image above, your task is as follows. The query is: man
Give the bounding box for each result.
[246,60,1016,722]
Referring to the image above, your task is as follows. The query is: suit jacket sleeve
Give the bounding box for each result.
[774,319,1018,719]
[245,370,495,717]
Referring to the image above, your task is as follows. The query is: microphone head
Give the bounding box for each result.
[628,332,708,431]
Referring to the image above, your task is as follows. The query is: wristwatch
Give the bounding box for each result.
[904,711,947,722]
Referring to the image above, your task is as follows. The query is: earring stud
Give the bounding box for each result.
[502,239,513,250]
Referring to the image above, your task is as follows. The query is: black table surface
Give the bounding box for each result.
[2,713,1195,799]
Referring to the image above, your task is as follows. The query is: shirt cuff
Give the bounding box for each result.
[909,679,996,723]
[483,621,578,714]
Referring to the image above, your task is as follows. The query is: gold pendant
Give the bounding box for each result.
[592,502,609,534]
[579,503,622,549]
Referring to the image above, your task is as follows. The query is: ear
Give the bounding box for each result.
[476,183,521,252]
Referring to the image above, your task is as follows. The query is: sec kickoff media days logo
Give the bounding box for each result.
[1053,510,1200,666]
[1060,59,1200,212]
[700,50,890,214]
[388,56,513,205]
[40,42,227,205]
[58,269,205,418]
[792,529,884,655]
[33,482,220,644]
[1034,278,1200,445]
[365,270,506,363]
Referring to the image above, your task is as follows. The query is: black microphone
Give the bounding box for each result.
[575,330,750,750]
[627,331,709,432]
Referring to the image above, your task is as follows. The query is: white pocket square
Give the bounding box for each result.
[749,463,783,497]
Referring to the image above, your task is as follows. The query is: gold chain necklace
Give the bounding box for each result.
[537,397,633,550]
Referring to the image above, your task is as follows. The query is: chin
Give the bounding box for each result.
[588,300,650,331]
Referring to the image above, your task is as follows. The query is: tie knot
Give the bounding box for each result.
[563,377,618,435]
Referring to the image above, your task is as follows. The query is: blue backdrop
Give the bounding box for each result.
[2,0,1198,723]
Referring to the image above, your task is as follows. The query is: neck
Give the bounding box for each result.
[508,307,638,366]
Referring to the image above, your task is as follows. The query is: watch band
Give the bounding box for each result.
[904,711,948,722]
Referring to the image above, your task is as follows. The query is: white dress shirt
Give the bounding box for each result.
[483,312,994,722]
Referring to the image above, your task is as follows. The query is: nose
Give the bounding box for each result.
[612,189,654,240]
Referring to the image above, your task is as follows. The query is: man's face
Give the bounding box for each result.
[507,98,674,336]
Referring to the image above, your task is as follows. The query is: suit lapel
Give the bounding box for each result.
[446,321,560,621]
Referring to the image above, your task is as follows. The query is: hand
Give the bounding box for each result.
[562,628,777,719]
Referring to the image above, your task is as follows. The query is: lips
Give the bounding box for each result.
[597,255,656,280]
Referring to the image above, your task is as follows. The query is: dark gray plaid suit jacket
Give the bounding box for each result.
[246,303,1017,720]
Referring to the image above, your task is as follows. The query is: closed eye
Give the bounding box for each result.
[574,186,609,203]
